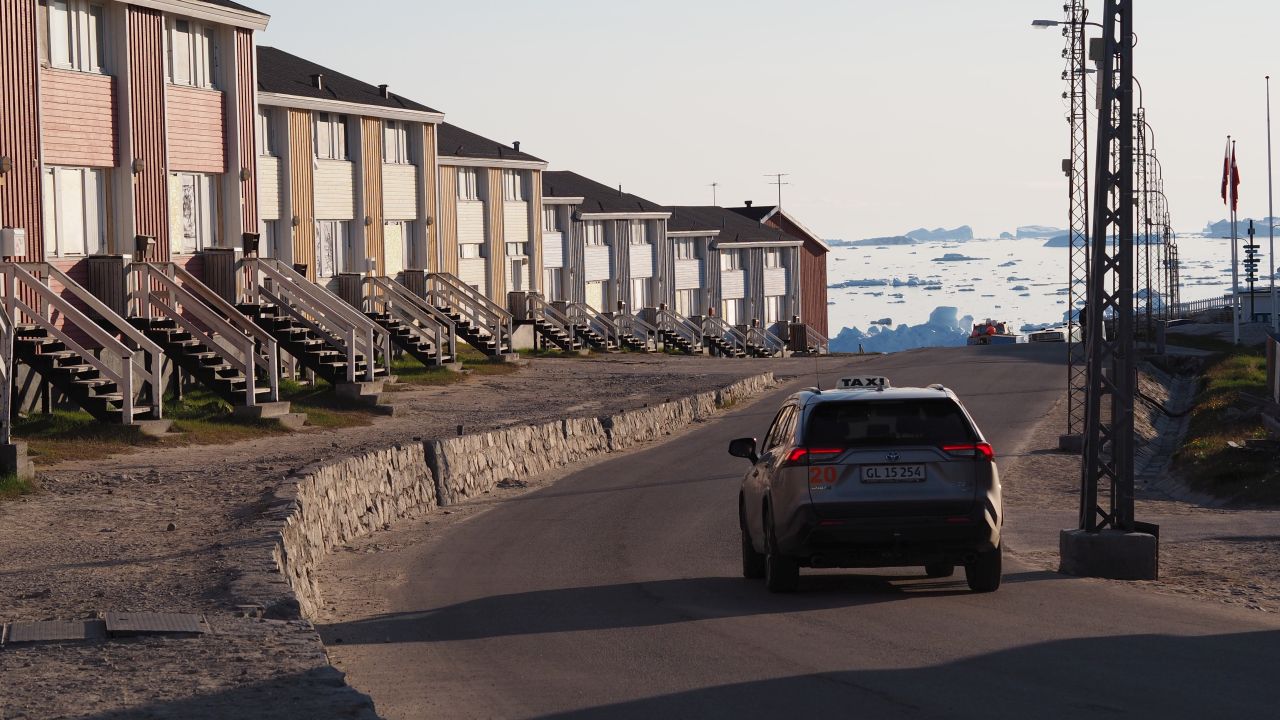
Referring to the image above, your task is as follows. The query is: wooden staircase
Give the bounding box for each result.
[239,301,389,386]
[424,273,515,359]
[650,307,703,355]
[563,302,620,353]
[362,276,458,368]
[0,262,168,433]
[703,316,748,358]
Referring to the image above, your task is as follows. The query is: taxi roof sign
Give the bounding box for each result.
[837,376,890,390]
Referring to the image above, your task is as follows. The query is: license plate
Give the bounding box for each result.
[861,464,926,483]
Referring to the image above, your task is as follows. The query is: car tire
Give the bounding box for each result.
[965,545,1002,593]
[764,509,800,593]
[741,513,766,580]
[925,562,954,579]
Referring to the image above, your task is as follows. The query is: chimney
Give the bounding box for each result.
[618,185,623,195]
[378,84,390,98]
[745,200,753,208]
[311,73,324,90]
[513,141,521,152]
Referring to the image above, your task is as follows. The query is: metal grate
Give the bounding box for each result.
[103,612,206,637]
[3,620,107,645]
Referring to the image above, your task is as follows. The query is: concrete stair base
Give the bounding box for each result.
[1,442,36,480]
[134,420,175,437]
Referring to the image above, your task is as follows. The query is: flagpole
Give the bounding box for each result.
[1267,75,1277,333]
[1231,138,1241,345]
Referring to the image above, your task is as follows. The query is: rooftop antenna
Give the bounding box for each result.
[708,182,719,205]
[765,172,790,209]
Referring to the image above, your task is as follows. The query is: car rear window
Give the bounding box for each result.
[801,399,977,447]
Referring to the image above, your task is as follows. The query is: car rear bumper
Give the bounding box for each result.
[780,506,1000,568]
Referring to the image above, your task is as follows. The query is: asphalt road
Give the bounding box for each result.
[320,346,1280,719]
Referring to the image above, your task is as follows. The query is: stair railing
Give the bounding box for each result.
[744,324,787,357]
[565,302,620,349]
[702,315,749,355]
[654,307,703,350]
[2,262,164,421]
[244,259,391,383]
[0,295,12,444]
[613,311,660,351]
[364,276,457,367]
[523,294,579,348]
[805,325,830,355]
[132,262,279,405]
[424,273,513,354]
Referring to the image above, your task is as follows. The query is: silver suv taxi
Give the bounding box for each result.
[729,376,1003,593]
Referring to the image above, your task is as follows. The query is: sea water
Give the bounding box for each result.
[826,235,1274,343]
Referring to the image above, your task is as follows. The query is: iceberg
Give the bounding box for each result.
[830,306,975,354]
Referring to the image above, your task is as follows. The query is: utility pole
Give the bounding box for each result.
[765,173,790,209]
[1267,75,1277,332]
[708,182,719,206]
[1061,0,1091,451]
[1061,0,1159,581]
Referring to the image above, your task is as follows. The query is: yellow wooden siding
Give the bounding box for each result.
[437,165,459,275]
[485,167,506,301]
[528,170,543,293]
[361,116,384,275]
[287,108,316,279]
[422,124,438,270]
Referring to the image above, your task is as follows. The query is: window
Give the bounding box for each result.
[763,406,798,453]
[314,220,351,278]
[459,243,482,260]
[456,168,478,200]
[542,205,560,232]
[765,248,783,269]
[721,298,743,325]
[543,268,563,300]
[675,289,701,316]
[385,221,413,269]
[629,221,648,245]
[45,0,104,72]
[42,166,107,257]
[383,121,410,164]
[167,16,218,88]
[801,399,977,449]
[170,172,217,254]
[260,220,281,259]
[506,242,527,257]
[584,221,605,246]
[764,295,784,325]
[502,170,524,202]
[720,249,742,271]
[314,113,349,160]
[630,278,650,309]
[673,238,698,260]
[256,108,277,157]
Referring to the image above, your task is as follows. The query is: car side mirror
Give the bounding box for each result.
[728,437,758,463]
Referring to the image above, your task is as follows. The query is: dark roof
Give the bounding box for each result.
[542,171,665,214]
[437,123,544,163]
[256,47,439,114]
[728,204,776,223]
[199,0,265,14]
[667,206,801,245]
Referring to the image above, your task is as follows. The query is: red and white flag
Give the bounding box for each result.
[1221,137,1231,204]
[1231,145,1241,212]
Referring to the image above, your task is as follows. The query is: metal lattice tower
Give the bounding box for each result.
[1135,108,1152,345]
[1063,0,1091,439]
[1081,0,1138,533]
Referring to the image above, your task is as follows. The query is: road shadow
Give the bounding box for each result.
[319,571,1054,647]
[73,666,377,719]
[529,630,1280,719]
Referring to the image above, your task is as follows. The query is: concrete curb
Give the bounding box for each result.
[238,372,776,621]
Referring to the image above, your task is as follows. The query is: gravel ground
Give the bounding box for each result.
[0,353,849,720]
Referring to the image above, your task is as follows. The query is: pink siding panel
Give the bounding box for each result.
[128,6,169,261]
[236,29,258,233]
[166,85,226,173]
[0,0,44,261]
[40,68,117,167]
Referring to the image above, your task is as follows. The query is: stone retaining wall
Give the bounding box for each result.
[260,372,775,620]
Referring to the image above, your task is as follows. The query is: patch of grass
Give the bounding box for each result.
[1174,349,1280,502]
[279,379,376,429]
[15,409,162,465]
[0,472,36,500]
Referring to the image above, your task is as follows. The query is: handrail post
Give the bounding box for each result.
[347,327,357,383]
[121,358,135,424]
[244,337,257,407]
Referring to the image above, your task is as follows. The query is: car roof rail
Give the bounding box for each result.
[928,383,947,392]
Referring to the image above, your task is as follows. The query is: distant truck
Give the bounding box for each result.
[1027,325,1081,343]
[967,320,1018,346]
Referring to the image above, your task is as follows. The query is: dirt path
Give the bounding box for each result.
[0,353,850,719]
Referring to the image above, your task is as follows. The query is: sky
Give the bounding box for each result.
[247,0,1280,242]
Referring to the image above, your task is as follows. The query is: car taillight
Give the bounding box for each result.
[785,447,844,465]
[942,443,995,461]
